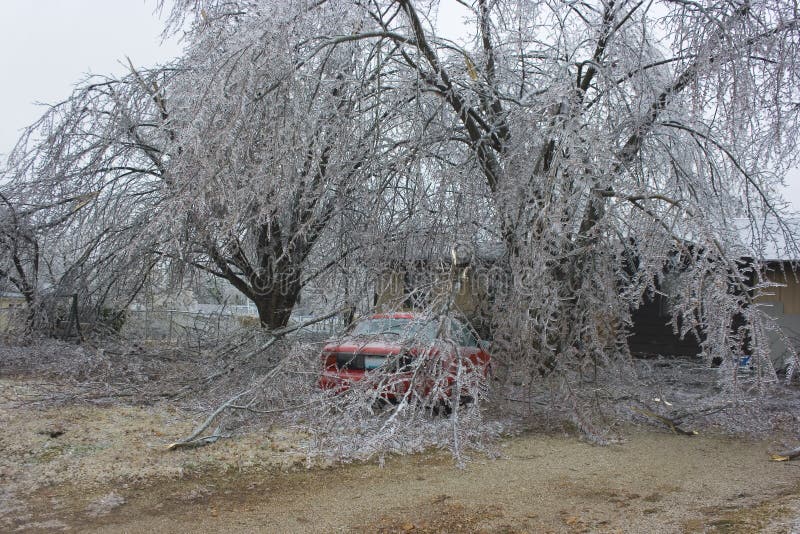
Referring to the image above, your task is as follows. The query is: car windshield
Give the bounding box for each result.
[349,318,438,341]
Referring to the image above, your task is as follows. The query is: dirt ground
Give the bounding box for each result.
[2,378,800,533]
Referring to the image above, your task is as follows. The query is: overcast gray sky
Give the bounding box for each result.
[0,0,182,162]
[1,1,797,211]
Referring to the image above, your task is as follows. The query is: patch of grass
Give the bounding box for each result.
[33,445,67,463]
[696,503,794,533]
[33,442,108,464]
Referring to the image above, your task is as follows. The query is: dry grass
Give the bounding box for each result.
[2,336,800,532]
[2,375,800,532]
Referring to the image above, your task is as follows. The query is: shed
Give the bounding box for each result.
[734,218,800,369]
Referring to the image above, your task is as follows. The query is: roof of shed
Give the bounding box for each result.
[730,218,800,262]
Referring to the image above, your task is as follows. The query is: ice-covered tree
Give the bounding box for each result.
[165,0,800,374]
[5,0,800,378]
[3,1,421,330]
[158,0,800,455]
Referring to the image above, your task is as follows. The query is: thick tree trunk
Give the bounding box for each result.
[252,281,302,330]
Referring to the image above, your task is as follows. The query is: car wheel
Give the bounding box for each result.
[432,400,452,417]
[371,398,388,413]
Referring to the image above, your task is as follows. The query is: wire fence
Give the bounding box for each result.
[122,309,344,344]
[0,306,345,345]
[0,306,25,336]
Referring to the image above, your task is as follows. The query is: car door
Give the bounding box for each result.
[451,319,490,374]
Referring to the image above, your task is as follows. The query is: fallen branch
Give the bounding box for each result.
[228,398,322,414]
[166,391,248,450]
[631,405,698,436]
[166,429,227,450]
[167,357,291,450]
[770,445,800,462]
[167,308,345,450]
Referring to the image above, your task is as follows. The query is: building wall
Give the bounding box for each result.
[375,262,800,367]
[628,294,702,356]
[374,271,406,311]
[0,296,26,331]
[757,270,800,314]
[374,267,487,321]
[756,267,800,369]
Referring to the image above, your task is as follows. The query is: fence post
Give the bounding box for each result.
[169,311,174,344]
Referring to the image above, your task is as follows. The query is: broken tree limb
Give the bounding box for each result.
[166,426,226,450]
[167,308,346,451]
[631,405,698,436]
[167,357,289,450]
[228,398,321,414]
[770,445,800,462]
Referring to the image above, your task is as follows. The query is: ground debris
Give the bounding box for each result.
[770,444,800,461]
[85,492,126,517]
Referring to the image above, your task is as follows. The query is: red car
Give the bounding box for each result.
[318,312,491,405]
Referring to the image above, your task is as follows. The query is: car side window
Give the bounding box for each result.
[464,328,478,348]
[452,320,478,347]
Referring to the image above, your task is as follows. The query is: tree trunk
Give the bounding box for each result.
[252,280,302,330]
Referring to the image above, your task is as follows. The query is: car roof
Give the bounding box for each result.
[368,312,420,320]
[365,312,466,326]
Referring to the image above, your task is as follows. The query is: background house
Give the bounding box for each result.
[374,228,799,369]
[0,290,26,332]
[756,263,800,370]
[737,219,800,369]
[373,242,504,337]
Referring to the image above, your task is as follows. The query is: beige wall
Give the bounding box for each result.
[755,266,800,370]
[374,267,487,318]
[0,297,25,331]
[374,271,406,311]
[0,297,25,309]
[757,270,800,315]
